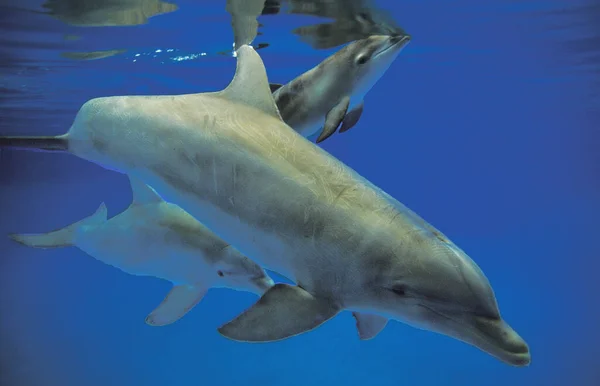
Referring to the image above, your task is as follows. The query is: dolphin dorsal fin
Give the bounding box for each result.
[218,45,283,121]
[128,175,163,205]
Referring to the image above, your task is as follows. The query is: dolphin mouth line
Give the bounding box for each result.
[419,305,529,364]
[376,36,410,57]
[396,35,411,45]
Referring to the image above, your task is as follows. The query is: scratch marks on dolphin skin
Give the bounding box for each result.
[135,96,438,253]
[213,158,219,195]
[388,211,401,226]
[332,185,349,207]
[202,114,218,133]
[431,228,449,243]
[300,206,327,245]
[230,163,238,208]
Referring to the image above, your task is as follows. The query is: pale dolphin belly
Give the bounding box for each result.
[68,95,401,290]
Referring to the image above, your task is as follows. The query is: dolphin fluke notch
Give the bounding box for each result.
[0,135,69,152]
[8,203,108,248]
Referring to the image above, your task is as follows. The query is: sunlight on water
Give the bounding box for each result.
[128,48,207,63]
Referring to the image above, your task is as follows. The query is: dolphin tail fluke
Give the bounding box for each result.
[8,203,108,249]
[0,135,69,153]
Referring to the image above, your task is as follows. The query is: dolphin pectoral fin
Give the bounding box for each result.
[352,312,388,340]
[217,283,340,342]
[269,83,284,93]
[316,96,350,143]
[339,101,364,133]
[145,284,208,327]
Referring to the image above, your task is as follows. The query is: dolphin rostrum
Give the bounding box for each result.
[0,44,530,366]
[8,175,274,326]
[270,34,410,143]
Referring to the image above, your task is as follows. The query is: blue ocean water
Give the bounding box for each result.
[0,0,598,385]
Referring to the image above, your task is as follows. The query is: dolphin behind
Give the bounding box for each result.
[270,34,410,143]
[0,35,407,151]
[8,175,274,326]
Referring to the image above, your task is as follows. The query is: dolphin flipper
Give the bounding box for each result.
[316,96,350,143]
[352,312,388,340]
[217,283,340,342]
[145,284,208,326]
[339,101,364,133]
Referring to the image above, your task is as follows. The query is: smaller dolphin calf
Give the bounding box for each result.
[270,34,410,143]
[8,176,274,326]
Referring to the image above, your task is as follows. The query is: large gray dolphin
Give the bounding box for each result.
[8,175,274,326]
[270,34,410,143]
[0,45,530,366]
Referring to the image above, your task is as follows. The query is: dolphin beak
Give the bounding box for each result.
[375,34,411,57]
[421,304,530,366]
[389,34,411,47]
[472,315,531,366]
[254,276,275,294]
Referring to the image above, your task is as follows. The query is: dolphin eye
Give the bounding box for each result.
[355,55,369,65]
[391,284,407,297]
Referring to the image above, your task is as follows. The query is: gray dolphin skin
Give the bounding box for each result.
[8,175,274,326]
[270,34,410,143]
[0,44,530,366]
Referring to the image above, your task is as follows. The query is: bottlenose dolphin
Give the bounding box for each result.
[270,34,410,143]
[0,45,530,366]
[8,175,274,326]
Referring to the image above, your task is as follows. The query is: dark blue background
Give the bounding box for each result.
[1,0,598,385]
